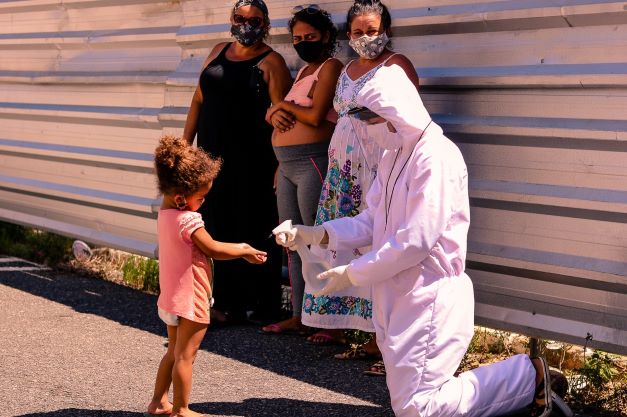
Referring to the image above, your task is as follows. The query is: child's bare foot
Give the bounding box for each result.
[145,399,173,415]
[170,408,205,417]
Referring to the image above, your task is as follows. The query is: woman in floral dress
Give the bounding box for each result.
[301,0,420,373]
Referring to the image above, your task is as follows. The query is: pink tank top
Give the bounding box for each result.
[284,59,338,124]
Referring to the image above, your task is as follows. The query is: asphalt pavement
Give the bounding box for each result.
[0,256,582,417]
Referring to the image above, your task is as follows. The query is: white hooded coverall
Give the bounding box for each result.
[321,65,538,417]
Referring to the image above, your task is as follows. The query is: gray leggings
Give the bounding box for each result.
[274,142,329,316]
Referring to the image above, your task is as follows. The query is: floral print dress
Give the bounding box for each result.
[301,59,391,332]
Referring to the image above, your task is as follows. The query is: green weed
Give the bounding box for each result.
[0,221,73,266]
[121,255,160,293]
[566,350,626,414]
[344,329,373,345]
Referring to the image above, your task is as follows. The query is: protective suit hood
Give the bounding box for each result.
[355,65,432,150]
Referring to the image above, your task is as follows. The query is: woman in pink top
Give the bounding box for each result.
[148,136,267,417]
[261,5,343,335]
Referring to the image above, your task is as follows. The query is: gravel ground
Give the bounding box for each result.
[0,257,581,417]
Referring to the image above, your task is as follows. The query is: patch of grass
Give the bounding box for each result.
[344,329,373,346]
[121,255,159,293]
[566,350,626,416]
[0,221,73,266]
[532,338,626,415]
[69,248,160,295]
[0,220,161,294]
[458,330,627,416]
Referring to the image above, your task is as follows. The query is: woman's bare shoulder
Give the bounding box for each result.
[324,57,345,70]
[202,42,230,66]
[385,53,414,68]
[386,53,419,87]
[263,50,288,67]
[318,57,344,80]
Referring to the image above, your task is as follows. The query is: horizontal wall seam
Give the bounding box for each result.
[436,114,627,132]
[0,26,180,41]
[0,0,169,13]
[0,150,153,174]
[0,113,162,129]
[0,175,155,206]
[469,240,626,276]
[451,132,627,152]
[470,180,627,204]
[471,197,627,223]
[0,102,160,116]
[419,63,627,77]
[473,287,625,328]
[0,139,153,161]
[0,185,156,220]
[467,260,627,294]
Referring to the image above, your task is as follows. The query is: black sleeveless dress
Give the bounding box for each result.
[197,43,282,322]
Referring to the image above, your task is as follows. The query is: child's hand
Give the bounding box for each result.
[244,253,267,264]
[241,243,267,264]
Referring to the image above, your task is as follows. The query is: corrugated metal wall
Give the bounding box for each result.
[0,0,625,353]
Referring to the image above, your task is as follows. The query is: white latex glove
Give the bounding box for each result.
[273,220,296,248]
[273,220,326,251]
[314,264,354,297]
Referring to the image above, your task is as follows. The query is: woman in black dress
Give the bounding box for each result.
[183,0,292,324]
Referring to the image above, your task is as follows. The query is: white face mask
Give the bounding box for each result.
[366,121,403,150]
[349,32,389,59]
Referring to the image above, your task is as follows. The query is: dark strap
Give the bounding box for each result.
[252,48,274,66]
[201,42,232,73]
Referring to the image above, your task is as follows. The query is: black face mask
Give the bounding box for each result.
[231,23,265,47]
[293,40,325,63]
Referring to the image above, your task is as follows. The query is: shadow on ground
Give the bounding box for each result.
[1,267,389,409]
[4,266,546,417]
[16,398,387,417]
[17,411,142,417]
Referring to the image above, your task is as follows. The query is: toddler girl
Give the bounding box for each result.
[147,136,267,417]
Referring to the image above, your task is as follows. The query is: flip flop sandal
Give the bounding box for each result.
[259,323,285,334]
[529,356,553,417]
[363,359,386,376]
[259,323,307,335]
[334,344,381,360]
[307,331,346,345]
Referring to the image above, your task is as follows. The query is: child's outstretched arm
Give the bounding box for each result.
[191,227,267,264]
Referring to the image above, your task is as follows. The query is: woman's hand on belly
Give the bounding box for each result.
[272,120,335,147]
[268,108,295,133]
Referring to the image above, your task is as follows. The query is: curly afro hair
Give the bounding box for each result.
[154,136,222,197]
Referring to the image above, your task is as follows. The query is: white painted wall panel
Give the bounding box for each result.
[0,0,625,354]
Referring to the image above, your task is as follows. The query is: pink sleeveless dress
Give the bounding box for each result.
[157,209,213,324]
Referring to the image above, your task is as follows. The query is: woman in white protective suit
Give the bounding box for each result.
[274,64,561,417]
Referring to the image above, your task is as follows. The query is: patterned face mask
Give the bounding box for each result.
[348,32,389,59]
[231,22,265,47]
